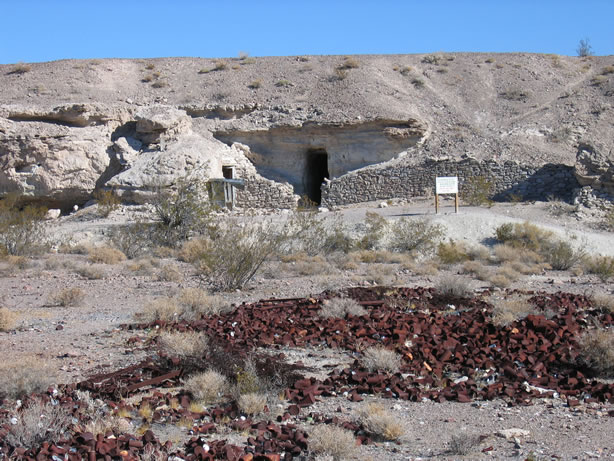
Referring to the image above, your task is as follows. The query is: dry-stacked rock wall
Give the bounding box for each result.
[321,157,577,207]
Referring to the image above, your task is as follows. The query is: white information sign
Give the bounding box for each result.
[435,176,458,195]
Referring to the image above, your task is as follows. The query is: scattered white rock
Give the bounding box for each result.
[496,428,531,439]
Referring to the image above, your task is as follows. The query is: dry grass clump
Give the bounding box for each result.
[0,307,17,331]
[437,239,471,264]
[9,62,32,74]
[358,402,405,441]
[320,297,366,318]
[184,370,228,403]
[0,356,55,399]
[308,424,356,461]
[362,346,401,373]
[75,264,106,280]
[88,246,126,264]
[436,276,472,298]
[178,237,210,263]
[157,330,206,359]
[404,259,439,276]
[579,329,614,378]
[364,263,397,285]
[178,287,228,318]
[591,293,614,312]
[584,255,614,282]
[490,295,536,326]
[355,250,407,264]
[237,392,268,415]
[126,257,157,275]
[139,297,181,322]
[4,401,71,448]
[157,263,183,282]
[493,244,542,264]
[462,260,491,281]
[49,287,86,307]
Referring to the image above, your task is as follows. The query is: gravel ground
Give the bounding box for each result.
[1,199,613,459]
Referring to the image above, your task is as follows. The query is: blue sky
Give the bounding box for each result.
[1,0,612,64]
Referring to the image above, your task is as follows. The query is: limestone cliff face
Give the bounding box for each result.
[0,53,613,207]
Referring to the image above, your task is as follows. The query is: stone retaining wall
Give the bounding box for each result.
[235,177,298,209]
[321,158,578,207]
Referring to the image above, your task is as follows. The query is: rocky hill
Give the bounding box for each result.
[0,53,613,209]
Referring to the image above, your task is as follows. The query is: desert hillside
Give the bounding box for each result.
[0,53,613,208]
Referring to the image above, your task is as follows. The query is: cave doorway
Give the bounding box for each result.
[304,149,329,205]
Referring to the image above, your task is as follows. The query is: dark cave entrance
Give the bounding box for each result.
[304,149,329,204]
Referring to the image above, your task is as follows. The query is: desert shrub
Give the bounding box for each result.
[291,256,334,276]
[93,189,121,217]
[0,195,48,256]
[499,88,530,101]
[462,176,494,206]
[338,57,359,70]
[449,433,481,455]
[584,255,614,281]
[126,257,157,275]
[591,75,607,86]
[364,263,397,285]
[411,77,425,88]
[50,287,86,307]
[139,297,181,322]
[0,357,55,399]
[493,243,543,264]
[422,54,441,65]
[247,80,262,89]
[320,297,366,318]
[362,346,401,373]
[358,402,404,441]
[9,62,32,74]
[437,239,470,264]
[436,276,472,298]
[4,401,71,448]
[577,38,594,57]
[151,80,169,88]
[356,211,388,250]
[275,79,292,87]
[157,331,208,369]
[355,250,407,264]
[0,307,17,331]
[490,295,535,326]
[149,177,217,248]
[495,221,564,257]
[157,263,183,282]
[108,221,158,259]
[387,218,444,255]
[214,61,227,71]
[462,260,491,281]
[184,370,228,403]
[488,273,512,288]
[88,246,126,264]
[333,68,348,81]
[591,293,614,312]
[179,288,228,318]
[308,424,356,461]
[194,220,287,291]
[579,329,614,377]
[75,264,106,280]
[544,239,586,270]
[237,392,268,415]
[285,211,354,256]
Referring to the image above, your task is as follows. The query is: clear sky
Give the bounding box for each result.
[1,0,612,64]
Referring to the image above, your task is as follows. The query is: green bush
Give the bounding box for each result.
[0,195,48,256]
[462,176,494,206]
[356,211,388,250]
[388,218,444,255]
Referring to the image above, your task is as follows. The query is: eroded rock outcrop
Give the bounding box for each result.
[574,142,614,195]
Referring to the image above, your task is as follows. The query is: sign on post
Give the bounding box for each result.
[435,176,459,214]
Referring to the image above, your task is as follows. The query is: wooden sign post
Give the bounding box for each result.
[435,176,459,214]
